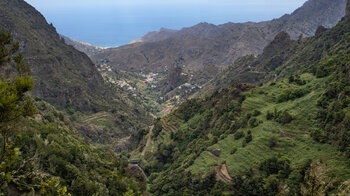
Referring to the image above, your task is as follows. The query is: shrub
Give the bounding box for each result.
[249,118,259,128]
[288,75,306,85]
[268,136,279,148]
[253,110,261,116]
[276,111,294,124]
[234,131,245,140]
[230,147,238,154]
[242,131,253,147]
[152,119,163,139]
[266,111,274,120]
[277,88,309,103]
[245,131,253,143]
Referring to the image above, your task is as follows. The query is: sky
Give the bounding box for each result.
[24,0,308,47]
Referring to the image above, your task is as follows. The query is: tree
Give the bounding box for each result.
[301,159,335,196]
[0,28,36,159]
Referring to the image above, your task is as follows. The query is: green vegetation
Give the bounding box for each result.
[132,10,350,195]
[0,29,36,158]
[2,0,350,195]
[276,88,309,103]
[0,29,145,195]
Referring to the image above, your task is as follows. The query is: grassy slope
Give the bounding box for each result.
[189,74,350,181]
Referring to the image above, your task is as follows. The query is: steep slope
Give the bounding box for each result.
[0,0,110,112]
[193,31,299,97]
[0,30,145,195]
[0,0,152,151]
[0,98,146,195]
[196,1,350,98]
[92,0,346,73]
[61,35,105,57]
[131,5,350,195]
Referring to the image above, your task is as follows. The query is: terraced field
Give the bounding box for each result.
[188,74,350,180]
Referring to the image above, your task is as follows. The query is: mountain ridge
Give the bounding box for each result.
[61,35,105,57]
[92,0,347,73]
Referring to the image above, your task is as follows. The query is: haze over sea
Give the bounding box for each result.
[25,0,307,47]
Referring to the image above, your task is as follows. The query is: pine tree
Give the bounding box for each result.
[0,28,36,159]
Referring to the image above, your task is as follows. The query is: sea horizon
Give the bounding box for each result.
[26,1,308,47]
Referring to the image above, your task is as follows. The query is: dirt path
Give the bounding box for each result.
[208,151,232,183]
[220,164,232,182]
[82,112,109,123]
[141,125,154,156]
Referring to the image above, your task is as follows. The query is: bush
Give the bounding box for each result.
[276,111,294,124]
[234,131,245,140]
[249,118,259,128]
[245,131,253,143]
[266,111,274,120]
[277,88,309,103]
[152,119,163,139]
[268,136,279,148]
[252,110,261,116]
[242,131,253,147]
[288,75,306,85]
[230,147,238,154]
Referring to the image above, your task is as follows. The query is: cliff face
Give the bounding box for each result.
[0,0,151,144]
[92,0,347,73]
[347,0,350,16]
[0,0,107,111]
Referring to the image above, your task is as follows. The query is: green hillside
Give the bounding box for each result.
[1,0,350,195]
[0,29,145,195]
[133,7,350,196]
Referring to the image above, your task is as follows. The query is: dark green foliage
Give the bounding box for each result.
[288,75,306,85]
[276,111,294,124]
[277,88,309,102]
[313,53,350,157]
[173,99,203,121]
[252,109,261,116]
[266,111,274,120]
[152,118,163,139]
[266,109,294,124]
[232,157,311,196]
[230,147,238,155]
[130,128,148,149]
[234,131,245,140]
[0,29,36,159]
[242,130,253,147]
[249,118,259,127]
[267,136,279,148]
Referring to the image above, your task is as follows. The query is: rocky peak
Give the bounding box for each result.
[347,0,350,16]
[260,32,293,60]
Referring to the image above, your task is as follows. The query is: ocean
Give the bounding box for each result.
[31,2,306,47]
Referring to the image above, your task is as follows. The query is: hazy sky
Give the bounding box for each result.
[25,0,307,8]
[24,0,308,47]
